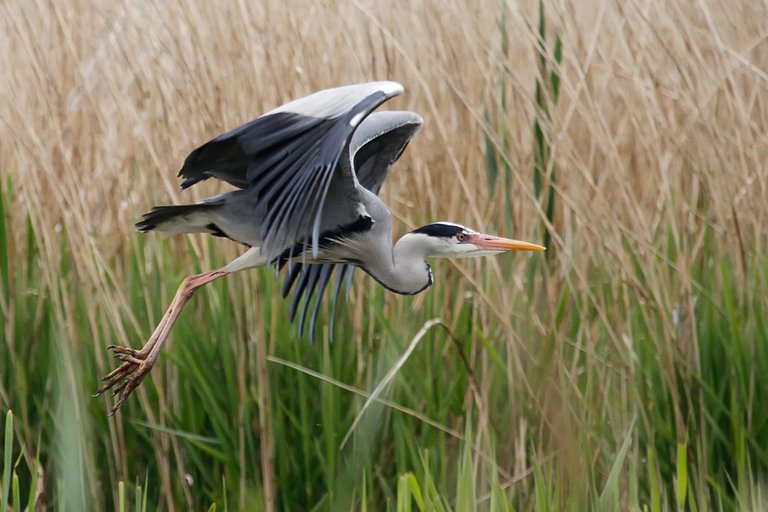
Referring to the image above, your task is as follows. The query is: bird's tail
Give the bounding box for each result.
[135,204,223,235]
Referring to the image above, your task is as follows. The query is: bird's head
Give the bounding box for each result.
[404,222,545,258]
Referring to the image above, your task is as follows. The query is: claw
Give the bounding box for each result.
[97,345,157,415]
[111,377,130,398]
[111,346,141,356]
[96,368,129,396]
[110,366,152,414]
[101,360,133,382]
[117,354,145,365]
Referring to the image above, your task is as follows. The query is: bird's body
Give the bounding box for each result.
[98,81,544,414]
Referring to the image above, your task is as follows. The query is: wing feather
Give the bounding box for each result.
[178,82,404,261]
[282,110,423,341]
[175,83,422,342]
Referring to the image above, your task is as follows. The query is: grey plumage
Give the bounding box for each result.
[139,82,422,341]
[99,82,545,413]
[173,82,405,260]
[280,110,422,339]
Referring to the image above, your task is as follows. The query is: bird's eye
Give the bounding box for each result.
[457,233,466,241]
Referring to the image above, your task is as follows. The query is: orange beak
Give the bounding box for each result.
[465,233,546,252]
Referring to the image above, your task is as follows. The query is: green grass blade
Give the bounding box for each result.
[490,479,515,512]
[675,442,688,511]
[142,472,149,512]
[550,34,562,100]
[599,419,634,511]
[0,177,9,303]
[2,410,12,507]
[134,480,142,512]
[27,453,39,511]
[12,472,19,512]
[648,448,661,512]
[456,435,476,512]
[119,481,126,512]
[484,112,499,195]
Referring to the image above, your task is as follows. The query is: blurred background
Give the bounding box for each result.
[1,0,767,510]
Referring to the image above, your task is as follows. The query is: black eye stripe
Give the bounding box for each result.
[411,223,465,238]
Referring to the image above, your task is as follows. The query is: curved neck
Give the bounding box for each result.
[363,235,433,295]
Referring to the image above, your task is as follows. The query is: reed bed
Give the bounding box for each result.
[1,0,767,509]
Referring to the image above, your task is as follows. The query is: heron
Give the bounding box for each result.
[97,81,545,413]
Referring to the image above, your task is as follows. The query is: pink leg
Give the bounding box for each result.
[97,268,229,414]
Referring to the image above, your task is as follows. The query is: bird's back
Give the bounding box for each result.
[136,83,422,340]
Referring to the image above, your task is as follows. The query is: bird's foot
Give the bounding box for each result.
[93,269,228,415]
[108,345,146,365]
[96,344,156,415]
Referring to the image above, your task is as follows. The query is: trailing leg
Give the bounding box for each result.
[96,269,229,414]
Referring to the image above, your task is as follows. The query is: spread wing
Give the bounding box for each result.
[281,111,423,341]
[178,82,404,261]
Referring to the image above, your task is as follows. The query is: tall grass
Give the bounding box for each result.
[2,0,768,509]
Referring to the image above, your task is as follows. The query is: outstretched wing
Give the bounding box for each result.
[282,111,423,341]
[350,111,424,195]
[178,82,404,261]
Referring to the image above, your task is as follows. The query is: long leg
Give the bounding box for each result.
[96,268,228,414]
[97,246,266,415]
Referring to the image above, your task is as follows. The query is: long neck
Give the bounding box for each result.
[363,235,433,295]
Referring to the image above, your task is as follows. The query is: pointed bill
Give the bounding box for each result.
[466,233,546,252]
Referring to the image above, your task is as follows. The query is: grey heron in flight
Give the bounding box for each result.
[97,81,545,413]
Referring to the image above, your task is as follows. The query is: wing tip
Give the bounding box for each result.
[270,81,405,120]
[335,80,404,98]
[371,110,423,127]
[375,80,404,98]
